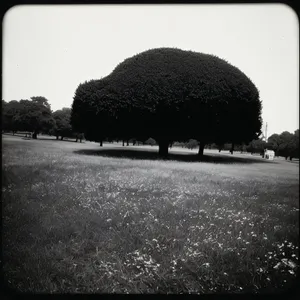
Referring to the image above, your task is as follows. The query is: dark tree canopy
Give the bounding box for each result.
[71,47,262,157]
[71,79,117,142]
[52,108,72,140]
[4,97,55,138]
[2,100,22,133]
[268,130,299,159]
[31,96,51,110]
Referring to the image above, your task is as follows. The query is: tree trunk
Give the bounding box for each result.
[290,156,293,161]
[61,136,64,140]
[13,131,15,135]
[76,137,78,142]
[32,131,37,139]
[100,140,103,147]
[230,143,235,155]
[133,140,136,146]
[56,135,59,140]
[126,140,129,146]
[80,138,82,143]
[158,140,169,157]
[122,140,125,146]
[198,142,205,158]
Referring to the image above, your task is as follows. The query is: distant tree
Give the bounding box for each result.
[13,97,55,139]
[276,131,294,159]
[216,143,224,152]
[246,139,266,155]
[235,143,247,153]
[75,132,85,143]
[145,137,157,146]
[2,100,23,134]
[173,141,186,148]
[289,129,299,160]
[128,138,137,145]
[268,132,296,158]
[185,139,199,150]
[271,130,299,160]
[52,108,72,140]
[268,134,282,156]
[31,96,51,110]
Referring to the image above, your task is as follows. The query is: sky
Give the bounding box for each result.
[2,4,299,137]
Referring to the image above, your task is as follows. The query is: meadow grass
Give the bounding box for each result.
[2,135,299,293]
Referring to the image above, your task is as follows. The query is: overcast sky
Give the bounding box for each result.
[2,4,299,137]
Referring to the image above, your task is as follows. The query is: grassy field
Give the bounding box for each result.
[2,134,299,293]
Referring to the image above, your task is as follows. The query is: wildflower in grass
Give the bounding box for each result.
[202,263,210,267]
[258,268,264,273]
[281,258,297,268]
[273,262,283,269]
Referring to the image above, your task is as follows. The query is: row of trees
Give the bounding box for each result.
[174,132,299,160]
[252,131,299,160]
[2,97,298,160]
[2,97,83,141]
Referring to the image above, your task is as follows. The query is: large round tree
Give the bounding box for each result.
[72,47,262,157]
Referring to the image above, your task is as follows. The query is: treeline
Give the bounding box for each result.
[2,98,299,160]
[2,97,83,141]
[173,131,299,161]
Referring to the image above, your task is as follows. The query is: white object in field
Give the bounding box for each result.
[264,149,275,160]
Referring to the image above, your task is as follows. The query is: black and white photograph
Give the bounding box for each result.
[2,3,299,293]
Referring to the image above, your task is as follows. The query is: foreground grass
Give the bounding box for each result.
[2,136,299,293]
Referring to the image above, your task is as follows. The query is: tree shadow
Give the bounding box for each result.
[74,148,275,164]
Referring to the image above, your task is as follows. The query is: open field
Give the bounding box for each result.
[2,134,299,293]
